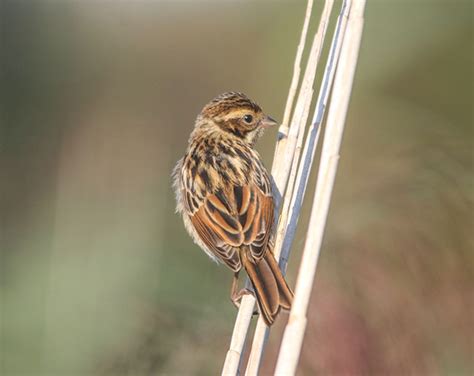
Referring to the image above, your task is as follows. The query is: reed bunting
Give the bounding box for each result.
[173,92,293,326]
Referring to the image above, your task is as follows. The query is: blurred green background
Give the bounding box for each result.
[1,1,472,375]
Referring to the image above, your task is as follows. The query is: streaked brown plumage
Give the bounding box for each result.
[173,92,293,326]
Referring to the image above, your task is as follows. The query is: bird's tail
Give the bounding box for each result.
[242,248,293,326]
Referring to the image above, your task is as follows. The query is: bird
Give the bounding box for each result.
[172,92,293,326]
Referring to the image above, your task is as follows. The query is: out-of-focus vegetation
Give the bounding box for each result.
[1,1,472,375]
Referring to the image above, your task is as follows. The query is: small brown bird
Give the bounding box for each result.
[173,92,293,326]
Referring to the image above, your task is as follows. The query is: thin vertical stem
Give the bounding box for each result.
[247,0,349,375]
[280,0,351,278]
[272,0,315,182]
[221,2,314,374]
[274,1,366,373]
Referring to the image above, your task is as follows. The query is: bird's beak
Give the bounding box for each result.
[261,115,278,128]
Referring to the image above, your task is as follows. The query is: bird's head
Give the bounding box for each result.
[196,92,277,146]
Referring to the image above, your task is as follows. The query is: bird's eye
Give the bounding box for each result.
[243,114,253,124]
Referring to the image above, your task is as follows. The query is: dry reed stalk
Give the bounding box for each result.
[244,1,336,374]
[272,0,334,198]
[244,0,353,372]
[274,0,367,374]
[280,0,352,284]
[221,2,314,374]
[272,0,314,182]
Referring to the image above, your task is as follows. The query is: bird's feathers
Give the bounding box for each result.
[189,182,273,271]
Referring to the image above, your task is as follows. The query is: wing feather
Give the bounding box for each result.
[191,208,242,271]
[190,180,273,270]
[184,153,274,270]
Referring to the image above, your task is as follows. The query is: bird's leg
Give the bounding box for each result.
[230,271,245,308]
[230,271,258,315]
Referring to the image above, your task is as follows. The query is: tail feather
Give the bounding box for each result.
[265,250,293,311]
[243,248,293,326]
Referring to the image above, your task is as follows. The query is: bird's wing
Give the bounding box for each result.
[188,178,274,271]
[245,163,274,261]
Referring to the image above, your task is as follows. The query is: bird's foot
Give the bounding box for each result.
[231,288,259,315]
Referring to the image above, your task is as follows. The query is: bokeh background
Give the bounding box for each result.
[2,0,472,375]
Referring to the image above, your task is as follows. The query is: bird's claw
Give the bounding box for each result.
[231,288,259,315]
